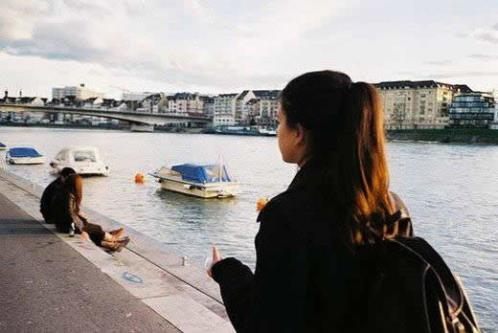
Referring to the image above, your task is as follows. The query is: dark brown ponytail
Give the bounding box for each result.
[340,82,393,244]
[64,174,83,208]
[280,71,394,246]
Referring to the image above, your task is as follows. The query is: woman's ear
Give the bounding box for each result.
[295,123,307,146]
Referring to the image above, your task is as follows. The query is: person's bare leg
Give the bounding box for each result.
[81,231,90,241]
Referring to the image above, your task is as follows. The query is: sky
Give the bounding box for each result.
[0,0,497,99]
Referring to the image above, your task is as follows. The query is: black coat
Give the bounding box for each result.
[40,178,63,223]
[50,189,75,233]
[212,161,412,333]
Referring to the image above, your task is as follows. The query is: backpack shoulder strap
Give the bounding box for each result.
[389,192,410,220]
[386,192,414,237]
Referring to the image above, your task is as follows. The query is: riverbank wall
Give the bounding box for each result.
[387,128,498,144]
[0,122,204,134]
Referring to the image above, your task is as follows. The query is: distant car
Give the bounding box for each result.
[50,146,110,176]
[6,147,45,165]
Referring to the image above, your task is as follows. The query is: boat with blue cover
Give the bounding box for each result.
[0,143,6,151]
[6,147,45,165]
[151,163,239,198]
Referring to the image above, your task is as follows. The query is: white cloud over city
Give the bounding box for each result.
[0,0,497,98]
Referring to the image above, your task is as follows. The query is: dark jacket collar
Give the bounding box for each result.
[287,158,322,191]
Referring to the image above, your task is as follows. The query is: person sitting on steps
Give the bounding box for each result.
[51,174,130,252]
[40,167,76,224]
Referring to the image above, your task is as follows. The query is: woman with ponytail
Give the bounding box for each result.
[208,71,413,332]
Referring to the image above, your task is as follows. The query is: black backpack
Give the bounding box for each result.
[361,197,481,333]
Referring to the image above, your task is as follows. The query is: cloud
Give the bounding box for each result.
[0,0,346,90]
[426,71,498,79]
[468,54,498,60]
[1,0,496,96]
[470,24,498,44]
[424,60,452,66]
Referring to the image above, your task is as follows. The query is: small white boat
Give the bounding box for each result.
[50,146,110,176]
[6,147,45,165]
[151,163,239,198]
[258,128,277,136]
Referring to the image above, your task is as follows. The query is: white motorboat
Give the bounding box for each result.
[50,146,110,176]
[150,163,239,198]
[258,127,277,136]
[6,147,45,165]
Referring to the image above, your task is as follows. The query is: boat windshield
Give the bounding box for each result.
[204,165,230,182]
[73,151,97,162]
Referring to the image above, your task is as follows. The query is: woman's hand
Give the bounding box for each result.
[207,246,222,278]
[256,197,269,212]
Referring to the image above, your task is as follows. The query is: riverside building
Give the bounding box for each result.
[253,90,280,127]
[200,96,215,117]
[136,93,167,113]
[213,93,238,126]
[52,83,104,101]
[213,90,280,126]
[449,92,495,128]
[166,93,204,115]
[121,92,157,101]
[375,80,472,130]
[235,90,258,125]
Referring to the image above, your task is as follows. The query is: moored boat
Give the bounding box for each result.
[205,125,277,136]
[0,142,6,151]
[150,163,239,198]
[214,126,260,136]
[6,147,45,165]
[49,146,110,176]
[258,127,277,136]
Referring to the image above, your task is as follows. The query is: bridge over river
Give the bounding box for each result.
[0,104,211,132]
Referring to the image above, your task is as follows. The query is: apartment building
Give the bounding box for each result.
[200,96,215,117]
[244,98,260,125]
[52,83,104,101]
[166,92,204,114]
[449,92,495,128]
[122,92,156,101]
[375,81,472,129]
[235,90,258,124]
[213,93,238,126]
[253,90,280,126]
[137,93,167,113]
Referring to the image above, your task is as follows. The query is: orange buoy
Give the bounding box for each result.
[135,172,145,184]
[256,197,269,212]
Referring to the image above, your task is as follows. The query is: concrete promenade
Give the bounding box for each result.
[0,170,234,333]
[0,192,179,332]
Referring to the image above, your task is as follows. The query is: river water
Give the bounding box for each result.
[1,126,496,331]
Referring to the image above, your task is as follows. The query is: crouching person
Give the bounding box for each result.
[51,174,130,252]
